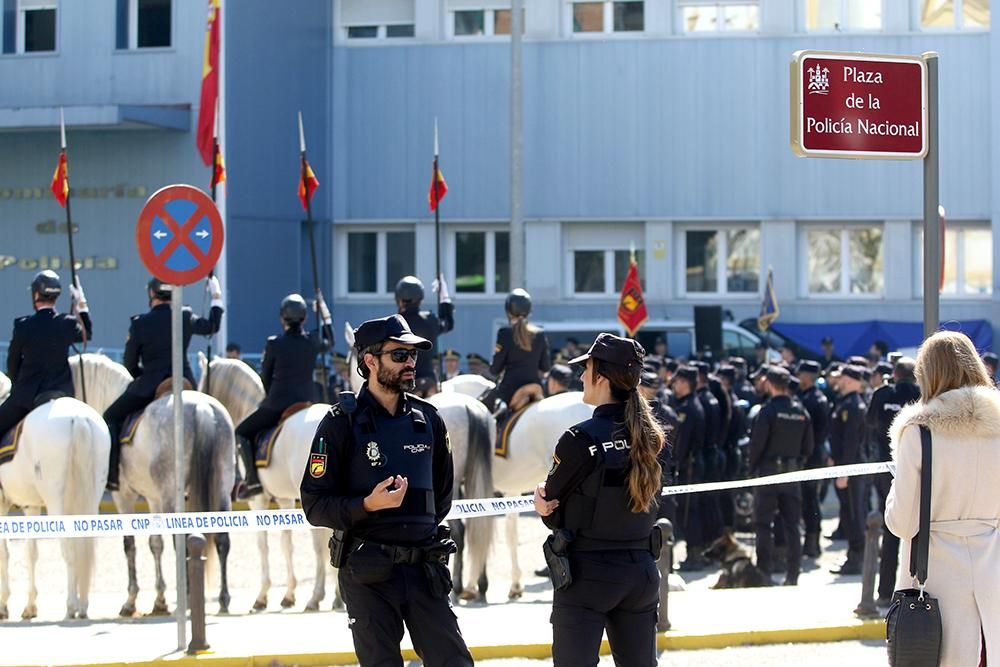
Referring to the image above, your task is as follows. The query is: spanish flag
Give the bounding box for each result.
[617,256,648,337]
[298,157,319,211]
[211,140,226,190]
[428,158,448,212]
[51,150,69,208]
[196,0,221,166]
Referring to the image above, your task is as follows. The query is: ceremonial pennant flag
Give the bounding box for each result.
[211,141,226,190]
[298,157,319,211]
[196,0,222,166]
[428,159,447,211]
[758,267,780,332]
[51,150,69,208]
[617,256,648,337]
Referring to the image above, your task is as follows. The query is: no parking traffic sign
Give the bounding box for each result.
[136,184,224,285]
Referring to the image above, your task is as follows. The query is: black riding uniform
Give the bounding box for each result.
[798,384,830,539]
[0,308,93,436]
[398,304,454,393]
[748,394,814,581]
[829,390,868,559]
[300,386,472,667]
[673,392,706,553]
[541,402,660,667]
[103,303,222,485]
[489,326,552,406]
[866,380,920,599]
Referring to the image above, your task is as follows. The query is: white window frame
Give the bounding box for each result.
[339,227,416,297]
[914,0,990,31]
[675,0,760,35]
[446,7,525,39]
[447,227,509,298]
[125,0,172,50]
[16,0,57,54]
[676,224,761,298]
[912,223,993,298]
[565,0,646,37]
[343,23,415,40]
[801,0,884,33]
[566,248,647,299]
[799,224,884,299]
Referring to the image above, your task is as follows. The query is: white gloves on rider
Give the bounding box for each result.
[315,291,333,326]
[432,275,452,304]
[69,277,88,313]
[206,275,223,309]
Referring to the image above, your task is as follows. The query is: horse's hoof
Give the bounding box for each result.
[507,586,523,600]
[21,606,37,620]
[78,612,89,620]
[217,604,229,615]
[458,588,479,601]
[0,608,7,621]
[280,596,295,609]
[331,597,344,612]
[304,601,320,613]
[119,603,136,617]
[252,599,267,612]
[148,601,169,616]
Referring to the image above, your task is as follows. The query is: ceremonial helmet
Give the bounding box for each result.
[394,276,425,305]
[31,270,61,300]
[280,294,308,324]
[505,288,532,317]
[147,277,171,301]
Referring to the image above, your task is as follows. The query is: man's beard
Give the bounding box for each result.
[376,362,416,393]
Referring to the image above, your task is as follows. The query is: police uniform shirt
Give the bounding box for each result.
[829,391,867,464]
[673,393,706,469]
[696,386,721,447]
[489,326,552,404]
[649,399,678,465]
[399,305,454,381]
[798,385,830,462]
[747,395,814,471]
[865,381,920,462]
[6,307,92,407]
[300,385,455,546]
[124,303,222,397]
[260,328,331,410]
[725,388,748,449]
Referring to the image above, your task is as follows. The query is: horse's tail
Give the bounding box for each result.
[64,413,101,601]
[462,403,496,573]
[186,400,233,586]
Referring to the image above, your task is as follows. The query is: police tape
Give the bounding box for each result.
[0,462,893,540]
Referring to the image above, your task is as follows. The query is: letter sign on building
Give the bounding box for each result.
[790,50,927,159]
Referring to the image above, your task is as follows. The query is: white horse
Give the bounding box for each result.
[0,370,109,620]
[197,354,338,612]
[70,353,236,616]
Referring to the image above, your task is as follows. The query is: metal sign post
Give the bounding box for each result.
[171,283,187,651]
[922,53,940,340]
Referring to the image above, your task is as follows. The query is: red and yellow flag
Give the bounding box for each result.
[51,150,69,208]
[298,158,319,210]
[617,258,648,338]
[428,159,448,212]
[196,0,221,166]
[211,141,226,190]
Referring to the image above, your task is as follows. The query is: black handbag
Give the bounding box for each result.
[885,425,942,667]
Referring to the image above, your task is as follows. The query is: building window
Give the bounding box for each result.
[452,230,509,295]
[570,1,644,34]
[347,25,378,38]
[116,0,171,50]
[914,225,993,296]
[804,0,882,31]
[918,0,989,29]
[678,1,759,33]
[386,23,415,37]
[450,7,523,37]
[682,227,760,295]
[345,230,415,295]
[805,226,883,296]
[572,249,646,295]
[7,0,56,53]
[340,0,416,41]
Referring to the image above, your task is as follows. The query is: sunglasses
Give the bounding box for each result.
[378,348,419,363]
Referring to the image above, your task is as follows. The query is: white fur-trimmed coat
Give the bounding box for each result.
[885,385,1000,667]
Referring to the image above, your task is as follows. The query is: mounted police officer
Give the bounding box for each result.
[0,271,92,437]
[670,366,708,571]
[748,367,813,585]
[103,276,223,491]
[300,314,472,667]
[828,364,868,575]
[394,275,454,398]
[533,333,665,667]
[234,293,332,499]
[489,288,551,414]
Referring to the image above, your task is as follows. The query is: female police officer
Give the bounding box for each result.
[489,288,551,413]
[533,333,665,667]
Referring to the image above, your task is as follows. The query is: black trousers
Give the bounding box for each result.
[845,475,868,555]
[103,391,154,483]
[338,563,473,667]
[699,446,725,544]
[872,472,899,598]
[552,550,659,667]
[753,481,802,580]
[801,479,822,535]
[235,406,283,442]
[0,398,30,439]
[677,471,704,550]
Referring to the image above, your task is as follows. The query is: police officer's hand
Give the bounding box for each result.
[363,475,408,512]
[314,292,333,326]
[533,483,559,517]
[206,275,223,304]
[834,476,848,490]
[432,275,452,304]
[69,277,88,313]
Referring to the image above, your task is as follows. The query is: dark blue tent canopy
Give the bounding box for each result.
[772,320,993,358]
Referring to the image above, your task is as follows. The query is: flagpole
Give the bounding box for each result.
[300,112,329,403]
[59,108,87,403]
[205,100,221,394]
[433,118,444,386]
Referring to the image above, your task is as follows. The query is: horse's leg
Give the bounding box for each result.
[450,518,467,599]
[278,499,296,608]
[149,534,169,615]
[250,494,270,611]
[506,513,523,600]
[306,528,330,612]
[215,531,231,614]
[22,507,40,619]
[50,498,81,620]
[0,537,8,620]
[115,490,140,617]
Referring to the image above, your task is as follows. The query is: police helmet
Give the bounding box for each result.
[394,276,424,304]
[147,277,172,301]
[31,270,61,300]
[279,294,308,323]
[505,288,532,317]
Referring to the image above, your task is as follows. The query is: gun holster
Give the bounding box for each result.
[542,529,574,591]
[650,524,664,561]
[328,529,349,569]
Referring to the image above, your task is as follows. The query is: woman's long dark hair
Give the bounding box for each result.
[593,358,664,513]
[511,316,539,352]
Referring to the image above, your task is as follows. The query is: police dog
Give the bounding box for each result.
[702,529,772,589]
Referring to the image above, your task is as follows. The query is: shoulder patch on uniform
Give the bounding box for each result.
[841,410,849,422]
[309,436,328,478]
[495,343,502,354]
[677,413,687,423]
[548,453,560,475]
[445,432,451,453]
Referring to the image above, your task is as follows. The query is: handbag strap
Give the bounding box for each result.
[909,425,933,585]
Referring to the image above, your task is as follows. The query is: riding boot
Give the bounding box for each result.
[237,436,263,499]
[106,429,121,492]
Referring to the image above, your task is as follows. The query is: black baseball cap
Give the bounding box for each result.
[982,352,998,365]
[874,362,893,376]
[716,365,736,381]
[797,360,821,375]
[671,366,698,386]
[838,364,866,381]
[548,364,573,384]
[353,314,431,352]
[639,371,659,388]
[750,364,770,380]
[766,366,790,384]
[568,333,644,369]
[691,361,710,377]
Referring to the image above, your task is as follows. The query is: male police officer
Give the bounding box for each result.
[300,314,473,667]
[103,276,223,491]
[0,271,92,437]
[828,364,868,575]
[748,367,813,585]
[394,276,454,397]
[671,366,708,570]
[692,361,724,547]
[796,360,830,558]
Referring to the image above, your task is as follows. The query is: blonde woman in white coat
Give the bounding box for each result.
[885,330,999,667]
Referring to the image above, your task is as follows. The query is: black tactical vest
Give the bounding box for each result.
[347,400,436,536]
[562,415,657,546]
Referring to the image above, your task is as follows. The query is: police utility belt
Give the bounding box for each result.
[757,457,802,474]
[543,526,665,592]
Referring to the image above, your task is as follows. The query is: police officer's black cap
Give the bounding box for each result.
[643,356,663,372]
[728,356,747,368]
[716,365,736,381]
[838,364,866,381]
[874,362,893,376]
[983,352,999,365]
[766,366,791,386]
[639,371,659,388]
[750,364,770,380]
[848,355,869,366]
[789,376,800,391]
[665,359,679,373]
[467,352,489,364]
[691,360,710,376]
[861,367,872,381]
[797,360,822,375]
[548,364,572,384]
[353,314,432,352]
[672,366,698,386]
[821,336,834,345]
[443,348,460,360]
[567,332,644,369]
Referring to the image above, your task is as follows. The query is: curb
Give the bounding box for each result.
[21,620,884,667]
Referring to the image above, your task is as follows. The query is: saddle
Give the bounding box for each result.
[255,402,313,468]
[495,402,533,459]
[1,393,69,466]
[119,378,195,448]
[154,377,194,400]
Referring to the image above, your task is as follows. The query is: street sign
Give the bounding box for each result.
[136,184,224,285]
[790,51,927,159]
